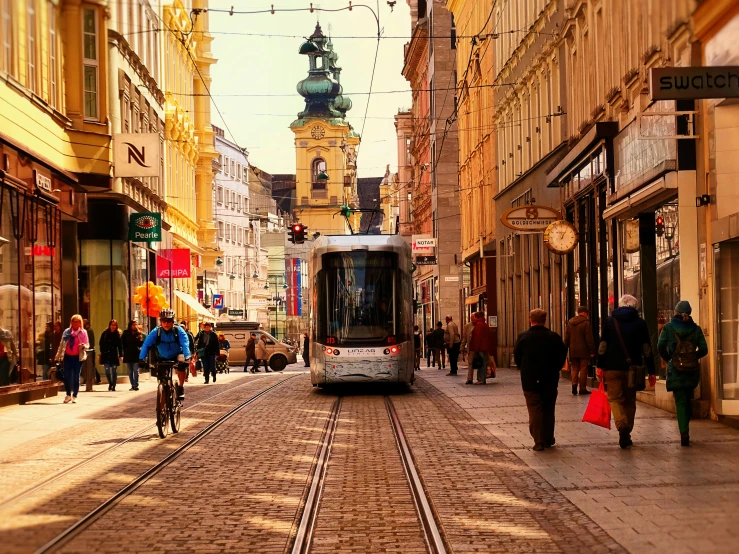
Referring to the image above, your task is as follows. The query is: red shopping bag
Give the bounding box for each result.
[189,359,197,378]
[582,382,611,429]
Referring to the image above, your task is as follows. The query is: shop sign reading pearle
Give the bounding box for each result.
[649,66,739,100]
[500,205,560,231]
[128,212,162,242]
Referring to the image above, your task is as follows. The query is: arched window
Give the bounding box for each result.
[311,158,327,189]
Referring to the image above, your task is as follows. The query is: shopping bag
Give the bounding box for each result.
[582,382,611,429]
[190,360,197,378]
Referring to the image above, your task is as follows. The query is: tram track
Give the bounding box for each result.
[0,373,283,511]
[33,374,296,554]
[290,393,448,554]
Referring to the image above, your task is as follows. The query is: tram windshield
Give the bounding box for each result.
[315,251,409,345]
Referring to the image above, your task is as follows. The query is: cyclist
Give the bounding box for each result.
[139,309,191,400]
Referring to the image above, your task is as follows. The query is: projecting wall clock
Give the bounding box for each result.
[311,125,325,139]
[543,220,579,254]
[624,219,640,253]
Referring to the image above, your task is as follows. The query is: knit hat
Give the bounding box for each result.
[675,301,692,315]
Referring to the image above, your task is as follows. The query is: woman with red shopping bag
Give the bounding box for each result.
[582,382,612,429]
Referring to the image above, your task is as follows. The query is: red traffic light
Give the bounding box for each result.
[293,224,303,232]
[655,216,664,225]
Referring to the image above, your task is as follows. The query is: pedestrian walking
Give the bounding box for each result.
[425,328,434,368]
[514,309,567,451]
[99,320,123,391]
[253,334,272,373]
[564,306,596,396]
[467,311,495,384]
[597,294,657,449]
[432,322,445,369]
[302,332,310,368]
[413,325,422,371]
[245,333,258,372]
[461,313,476,362]
[36,322,54,380]
[122,320,144,390]
[55,314,90,404]
[83,318,101,385]
[180,321,195,362]
[657,301,708,447]
[196,322,220,383]
[445,316,461,375]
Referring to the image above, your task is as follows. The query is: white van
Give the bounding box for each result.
[215,322,298,371]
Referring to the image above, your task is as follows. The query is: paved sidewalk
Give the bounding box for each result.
[419,366,739,554]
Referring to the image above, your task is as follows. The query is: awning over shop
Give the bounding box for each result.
[174,289,216,321]
[465,295,479,305]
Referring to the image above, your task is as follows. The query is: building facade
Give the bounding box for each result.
[291,24,361,236]
[394,110,414,238]
[403,0,461,335]
[0,0,110,400]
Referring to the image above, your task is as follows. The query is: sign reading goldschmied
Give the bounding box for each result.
[500,206,560,231]
[128,212,162,242]
[650,66,739,100]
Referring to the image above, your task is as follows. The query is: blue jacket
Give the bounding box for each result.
[598,307,656,374]
[139,326,191,361]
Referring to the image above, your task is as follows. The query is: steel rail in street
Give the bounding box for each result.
[290,396,342,554]
[386,396,449,554]
[34,375,296,554]
[0,373,281,511]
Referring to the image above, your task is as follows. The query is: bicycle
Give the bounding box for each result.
[153,360,182,438]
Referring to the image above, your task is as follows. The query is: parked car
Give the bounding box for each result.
[214,322,298,371]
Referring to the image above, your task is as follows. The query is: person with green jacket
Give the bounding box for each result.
[657,301,708,447]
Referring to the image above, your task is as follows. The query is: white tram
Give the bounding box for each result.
[308,235,414,386]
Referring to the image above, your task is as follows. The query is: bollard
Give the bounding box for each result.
[85,348,95,392]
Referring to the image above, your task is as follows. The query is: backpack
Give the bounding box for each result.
[672,331,700,373]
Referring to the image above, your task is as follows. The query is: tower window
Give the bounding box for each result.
[312,158,327,190]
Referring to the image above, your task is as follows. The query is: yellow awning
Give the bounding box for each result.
[465,295,479,305]
[174,289,217,321]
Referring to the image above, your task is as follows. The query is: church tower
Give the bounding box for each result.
[291,24,361,235]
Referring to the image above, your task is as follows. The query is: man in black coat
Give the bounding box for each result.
[514,309,567,451]
[302,333,310,368]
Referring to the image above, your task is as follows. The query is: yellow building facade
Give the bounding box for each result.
[291,25,360,236]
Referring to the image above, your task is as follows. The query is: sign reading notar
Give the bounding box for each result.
[500,206,560,231]
[128,212,162,242]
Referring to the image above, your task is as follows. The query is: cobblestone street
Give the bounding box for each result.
[1,366,738,553]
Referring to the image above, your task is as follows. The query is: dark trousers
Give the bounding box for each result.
[202,354,217,382]
[448,342,461,374]
[252,358,269,372]
[604,370,636,435]
[63,354,83,397]
[302,353,309,367]
[245,355,257,371]
[523,388,558,447]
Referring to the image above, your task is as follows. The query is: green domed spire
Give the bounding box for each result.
[291,23,353,128]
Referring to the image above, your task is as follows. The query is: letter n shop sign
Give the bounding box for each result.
[650,66,739,100]
[114,133,161,177]
[129,212,162,242]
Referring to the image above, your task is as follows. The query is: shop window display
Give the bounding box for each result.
[0,187,20,386]
[715,241,739,400]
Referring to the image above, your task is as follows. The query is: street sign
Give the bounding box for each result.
[128,212,162,242]
[444,276,459,282]
[412,234,435,252]
[228,309,244,317]
[212,294,224,309]
[649,66,739,100]
[416,256,437,265]
[114,133,160,177]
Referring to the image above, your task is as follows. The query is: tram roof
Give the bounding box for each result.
[310,234,411,258]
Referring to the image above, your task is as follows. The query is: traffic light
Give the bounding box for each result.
[340,205,352,217]
[290,223,307,244]
[655,215,665,237]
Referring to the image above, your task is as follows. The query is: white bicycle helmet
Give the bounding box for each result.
[159,308,176,321]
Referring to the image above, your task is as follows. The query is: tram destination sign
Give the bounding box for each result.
[500,205,560,231]
[650,66,739,100]
[128,212,162,242]
[415,255,437,265]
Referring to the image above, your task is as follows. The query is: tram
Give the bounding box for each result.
[308,235,414,386]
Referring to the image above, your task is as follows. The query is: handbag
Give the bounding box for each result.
[472,352,483,370]
[582,381,612,429]
[190,359,197,378]
[612,319,646,391]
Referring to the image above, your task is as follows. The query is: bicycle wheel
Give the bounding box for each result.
[156,383,169,438]
[169,382,181,433]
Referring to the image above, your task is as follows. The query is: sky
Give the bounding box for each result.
[208,0,413,178]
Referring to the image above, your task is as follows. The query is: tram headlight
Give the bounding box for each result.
[389,346,400,355]
[325,347,333,355]
[332,349,340,356]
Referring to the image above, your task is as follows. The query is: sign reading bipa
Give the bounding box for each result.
[128,212,162,242]
[114,133,160,177]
